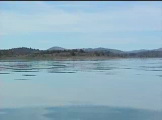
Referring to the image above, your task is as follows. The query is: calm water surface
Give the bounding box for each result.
[0,58,162,120]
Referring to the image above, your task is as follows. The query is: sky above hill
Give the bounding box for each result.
[0,1,162,50]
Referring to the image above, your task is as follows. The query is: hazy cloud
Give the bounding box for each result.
[0,1,161,35]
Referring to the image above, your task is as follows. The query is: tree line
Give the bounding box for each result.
[0,47,162,59]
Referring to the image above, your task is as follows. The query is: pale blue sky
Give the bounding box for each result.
[0,1,162,50]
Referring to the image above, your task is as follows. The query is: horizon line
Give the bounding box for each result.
[0,46,162,52]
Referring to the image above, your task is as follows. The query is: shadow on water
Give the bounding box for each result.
[157,75,162,77]
[48,71,76,73]
[44,106,162,120]
[0,106,161,120]
[138,65,162,72]
[22,74,36,76]
[0,73,10,74]
[0,61,123,75]
[13,70,39,72]
[14,79,30,80]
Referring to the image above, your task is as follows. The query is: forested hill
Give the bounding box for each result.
[0,47,40,56]
[0,47,162,59]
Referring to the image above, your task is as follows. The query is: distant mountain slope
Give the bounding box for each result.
[47,46,162,54]
[153,48,162,51]
[126,49,148,53]
[126,48,162,53]
[9,47,39,55]
[1,47,162,59]
[83,47,124,54]
[48,46,65,51]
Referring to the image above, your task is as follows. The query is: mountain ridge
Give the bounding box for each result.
[1,46,162,53]
[48,46,65,51]
[46,46,162,53]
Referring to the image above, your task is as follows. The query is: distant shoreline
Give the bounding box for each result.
[0,56,161,62]
[0,47,162,60]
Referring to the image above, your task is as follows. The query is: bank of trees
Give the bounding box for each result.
[0,47,162,59]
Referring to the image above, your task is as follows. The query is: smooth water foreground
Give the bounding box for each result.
[0,58,162,120]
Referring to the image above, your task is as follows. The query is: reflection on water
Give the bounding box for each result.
[22,74,36,76]
[0,73,10,74]
[14,79,30,81]
[0,106,162,120]
[0,58,162,120]
[45,106,162,120]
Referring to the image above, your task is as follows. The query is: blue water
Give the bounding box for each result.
[0,58,162,120]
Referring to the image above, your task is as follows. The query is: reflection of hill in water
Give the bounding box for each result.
[0,60,162,80]
[0,106,161,120]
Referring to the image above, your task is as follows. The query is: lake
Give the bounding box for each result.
[0,58,162,120]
